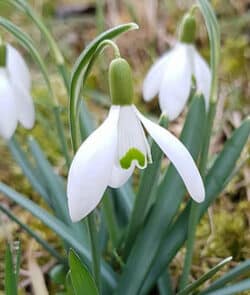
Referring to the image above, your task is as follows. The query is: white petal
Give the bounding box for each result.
[0,69,18,139]
[142,53,170,101]
[135,107,205,203]
[193,49,211,109]
[67,106,119,222]
[116,105,151,170]
[12,84,35,129]
[108,163,134,188]
[7,44,31,91]
[159,43,193,121]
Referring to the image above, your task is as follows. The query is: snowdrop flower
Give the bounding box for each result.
[0,41,35,139]
[67,57,205,222]
[143,12,211,121]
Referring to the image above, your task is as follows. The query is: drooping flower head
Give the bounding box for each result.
[143,10,211,121]
[67,56,205,222]
[0,39,35,139]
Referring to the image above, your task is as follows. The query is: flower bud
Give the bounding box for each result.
[109,57,133,105]
[179,13,196,44]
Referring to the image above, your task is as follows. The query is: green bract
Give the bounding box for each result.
[179,13,196,44]
[109,58,133,105]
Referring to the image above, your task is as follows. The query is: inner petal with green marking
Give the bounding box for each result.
[117,105,151,170]
[120,148,146,169]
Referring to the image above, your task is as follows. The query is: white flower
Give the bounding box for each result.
[0,44,35,139]
[143,42,211,121]
[67,104,205,222]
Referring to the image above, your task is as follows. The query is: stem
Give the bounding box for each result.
[87,212,101,291]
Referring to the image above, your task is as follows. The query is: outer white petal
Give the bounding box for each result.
[12,84,35,129]
[193,49,211,109]
[159,43,193,121]
[0,69,18,139]
[142,53,170,101]
[67,106,119,222]
[135,107,205,203]
[7,44,31,91]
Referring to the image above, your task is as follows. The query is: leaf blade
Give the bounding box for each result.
[69,249,99,295]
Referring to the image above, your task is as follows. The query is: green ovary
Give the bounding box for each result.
[120,148,145,169]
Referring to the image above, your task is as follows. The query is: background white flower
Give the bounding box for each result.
[0,44,35,139]
[143,43,211,121]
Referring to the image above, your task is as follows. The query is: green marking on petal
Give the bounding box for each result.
[120,148,145,169]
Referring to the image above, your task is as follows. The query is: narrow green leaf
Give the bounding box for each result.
[178,257,232,295]
[27,137,70,224]
[140,118,250,294]
[5,244,17,295]
[0,182,117,291]
[110,182,135,227]
[201,259,250,294]
[116,95,206,295]
[157,270,174,295]
[102,194,120,247]
[8,137,51,206]
[69,249,99,295]
[204,279,250,295]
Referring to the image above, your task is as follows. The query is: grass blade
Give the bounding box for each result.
[8,137,51,206]
[201,259,250,294]
[5,244,18,295]
[178,257,232,295]
[204,279,250,295]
